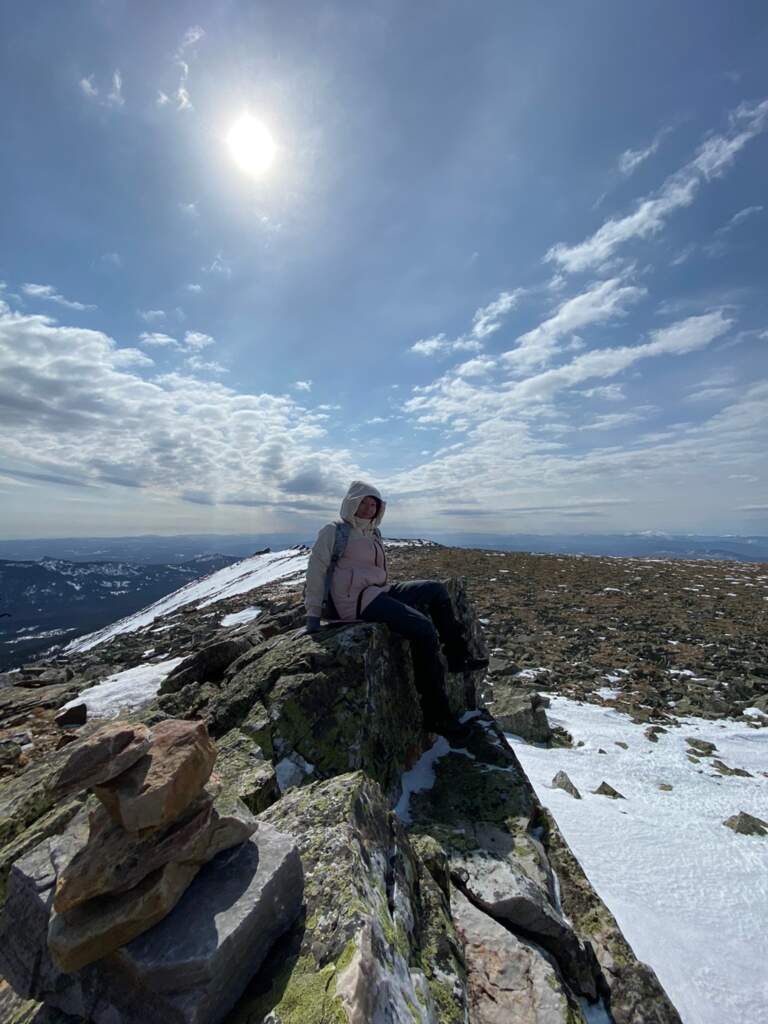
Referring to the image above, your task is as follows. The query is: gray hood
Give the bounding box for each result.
[340,480,386,528]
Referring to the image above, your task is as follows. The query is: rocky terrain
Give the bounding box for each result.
[0,543,765,1023]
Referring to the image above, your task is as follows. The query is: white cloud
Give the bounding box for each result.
[579,411,646,431]
[79,75,98,98]
[107,70,124,108]
[185,355,227,374]
[580,384,625,401]
[293,380,312,392]
[724,204,763,229]
[410,288,523,357]
[185,284,202,293]
[202,254,232,276]
[503,277,645,372]
[0,303,354,506]
[184,331,214,350]
[80,71,124,108]
[547,99,768,273]
[455,356,496,378]
[139,332,180,349]
[22,283,95,312]
[618,126,673,176]
[138,309,166,323]
[158,25,206,113]
[179,201,199,217]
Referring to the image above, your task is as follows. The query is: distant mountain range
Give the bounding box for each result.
[0,553,239,671]
[0,532,766,565]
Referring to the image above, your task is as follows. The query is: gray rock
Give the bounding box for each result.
[723,811,767,836]
[593,782,625,800]
[55,703,87,728]
[159,638,253,694]
[0,739,22,767]
[491,691,553,744]
[685,737,716,756]
[552,771,581,799]
[0,820,302,1024]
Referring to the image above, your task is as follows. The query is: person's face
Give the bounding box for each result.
[356,495,378,519]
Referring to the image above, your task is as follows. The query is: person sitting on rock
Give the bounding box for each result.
[304,479,487,732]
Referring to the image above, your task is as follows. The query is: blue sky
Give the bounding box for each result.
[0,0,766,539]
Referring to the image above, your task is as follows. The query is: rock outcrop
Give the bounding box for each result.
[0,576,682,1024]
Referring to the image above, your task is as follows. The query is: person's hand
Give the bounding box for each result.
[305,616,321,634]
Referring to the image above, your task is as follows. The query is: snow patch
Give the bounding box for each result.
[394,736,450,824]
[61,658,183,719]
[220,606,262,627]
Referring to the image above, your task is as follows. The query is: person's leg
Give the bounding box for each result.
[361,592,452,730]
[387,581,488,672]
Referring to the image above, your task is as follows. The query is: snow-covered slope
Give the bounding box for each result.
[66,548,309,653]
[508,697,768,1024]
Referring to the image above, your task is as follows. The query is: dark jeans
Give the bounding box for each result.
[361,580,457,728]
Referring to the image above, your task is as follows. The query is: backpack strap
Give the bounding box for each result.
[321,521,351,614]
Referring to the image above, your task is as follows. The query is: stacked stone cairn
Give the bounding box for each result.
[0,718,303,1024]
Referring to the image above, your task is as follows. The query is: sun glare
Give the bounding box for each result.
[226,114,276,176]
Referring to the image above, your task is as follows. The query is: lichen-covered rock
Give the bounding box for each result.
[408,714,598,1000]
[723,811,767,836]
[215,729,278,813]
[489,690,553,744]
[236,771,468,1023]
[159,638,254,694]
[539,808,683,1024]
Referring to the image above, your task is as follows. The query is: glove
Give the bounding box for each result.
[305,616,321,634]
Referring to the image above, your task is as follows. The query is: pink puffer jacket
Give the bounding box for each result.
[304,480,390,620]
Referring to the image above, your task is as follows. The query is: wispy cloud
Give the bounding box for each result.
[185,284,202,293]
[202,253,232,277]
[410,289,523,357]
[547,99,768,273]
[138,309,166,323]
[618,125,673,176]
[22,283,96,311]
[293,380,313,392]
[503,277,645,372]
[159,25,205,112]
[79,70,124,109]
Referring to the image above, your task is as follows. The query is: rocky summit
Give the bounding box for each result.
[1,543,764,1023]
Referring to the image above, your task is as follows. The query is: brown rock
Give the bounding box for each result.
[723,811,767,836]
[54,722,152,796]
[53,781,256,912]
[94,719,217,831]
[48,858,201,972]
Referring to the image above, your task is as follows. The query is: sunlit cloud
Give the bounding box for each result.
[547,99,768,273]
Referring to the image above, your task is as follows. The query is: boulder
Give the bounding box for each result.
[711,760,753,778]
[0,683,76,726]
[159,638,253,694]
[250,771,468,1023]
[552,771,581,799]
[55,703,87,727]
[451,888,578,1023]
[490,691,553,744]
[723,812,767,836]
[214,729,278,813]
[94,720,216,831]
[0,816,302,1024]
[0,739,22,767]
[54,723,152,797]
[685,737,716,756]
[593,782,625,799]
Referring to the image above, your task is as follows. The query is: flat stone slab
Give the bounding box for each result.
[0,822,303,1024]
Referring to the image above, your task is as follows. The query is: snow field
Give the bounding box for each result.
[507,696,768,1024]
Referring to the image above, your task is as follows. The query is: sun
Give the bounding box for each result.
[226,114,277,176]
